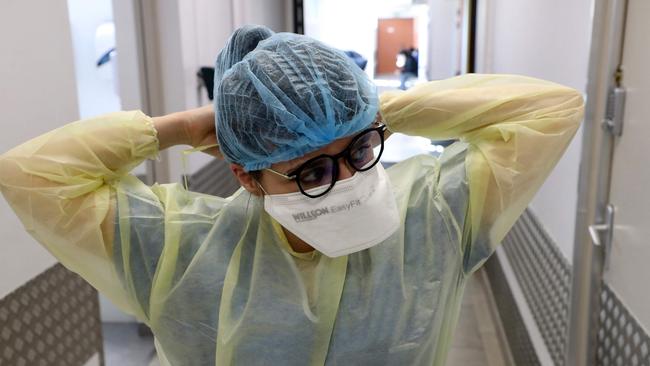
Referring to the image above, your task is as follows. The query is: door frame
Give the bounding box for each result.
[112,0,170,184]
[567,0,630,365]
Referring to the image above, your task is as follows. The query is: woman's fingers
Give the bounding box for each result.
[204,146,223,158]
[185,105,216,147]
[197,134,223,158]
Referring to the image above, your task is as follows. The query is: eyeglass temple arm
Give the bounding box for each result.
[378,123,392,141]
[264,168,295,180]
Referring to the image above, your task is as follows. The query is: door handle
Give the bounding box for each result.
[588,204,615,270]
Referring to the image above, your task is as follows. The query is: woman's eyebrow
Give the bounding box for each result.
[285,154,318,173]
[285,160,305,173]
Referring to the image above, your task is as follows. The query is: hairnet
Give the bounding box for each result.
[213,25,378,172]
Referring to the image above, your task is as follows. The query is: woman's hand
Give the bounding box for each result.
[153,105,222,158]
[184,105,222,158]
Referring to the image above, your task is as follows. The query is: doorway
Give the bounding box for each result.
[376,18,416,75]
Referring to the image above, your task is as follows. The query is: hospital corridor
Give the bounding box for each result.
[1,0,649,365]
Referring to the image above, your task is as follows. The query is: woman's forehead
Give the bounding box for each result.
[272,135,355,172]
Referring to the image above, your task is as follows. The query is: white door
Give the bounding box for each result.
[603,0,650,331]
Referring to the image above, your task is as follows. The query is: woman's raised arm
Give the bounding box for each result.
[0,106,216,318]
[380,74,584,273]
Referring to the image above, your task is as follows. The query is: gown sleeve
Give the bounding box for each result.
[379,74,584,273]
[0,111,163,320]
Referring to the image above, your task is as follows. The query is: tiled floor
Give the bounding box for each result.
[102,322,156,366]
[103,269,509,366]
[447,270,511,366]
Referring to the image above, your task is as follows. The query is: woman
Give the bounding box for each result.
[0,26,584,365]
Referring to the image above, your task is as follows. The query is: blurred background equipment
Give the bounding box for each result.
[344,50,368,70]
[197,66,215,103]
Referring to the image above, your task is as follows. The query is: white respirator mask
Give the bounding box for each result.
[261,164,400,257]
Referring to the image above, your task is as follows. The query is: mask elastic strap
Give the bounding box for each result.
[255,179,269,196]
[181,143,220,190]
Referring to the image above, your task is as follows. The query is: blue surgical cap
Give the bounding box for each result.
[214,25,378,172]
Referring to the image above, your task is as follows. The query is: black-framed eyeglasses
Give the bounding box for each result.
[265,124,387,198]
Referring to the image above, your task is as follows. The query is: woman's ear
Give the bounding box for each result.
[230,164,263,196]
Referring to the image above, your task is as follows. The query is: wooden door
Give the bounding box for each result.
[376,18,416,75]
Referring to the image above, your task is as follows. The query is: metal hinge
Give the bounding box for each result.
[602,87,626,136]
[588,204,616,270]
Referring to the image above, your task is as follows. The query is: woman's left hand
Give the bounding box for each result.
[184,105,222,158]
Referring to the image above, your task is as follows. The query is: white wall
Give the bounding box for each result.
[477,0,593,262]
[0,0,78,298]
[305,0,379,77]
[67,0,121,119]
[234,0,288,32]
[428,0,461,80]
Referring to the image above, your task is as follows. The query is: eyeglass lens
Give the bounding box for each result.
[298,128,383,197]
